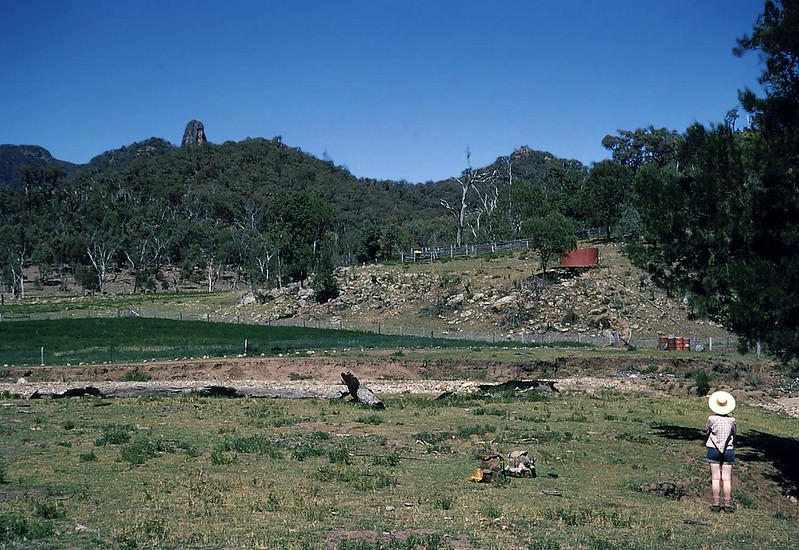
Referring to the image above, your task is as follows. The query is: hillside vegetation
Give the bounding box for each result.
[9,243,729,351]
[3,0,799,362]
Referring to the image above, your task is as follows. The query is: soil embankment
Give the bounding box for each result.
[2,354,796,417]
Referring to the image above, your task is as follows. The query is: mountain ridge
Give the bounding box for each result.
[0,144,78,189]
[1,120,586,189]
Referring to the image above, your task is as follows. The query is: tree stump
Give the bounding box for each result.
[340,371,385,409]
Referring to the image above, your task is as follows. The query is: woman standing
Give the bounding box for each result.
[705,390,737,512]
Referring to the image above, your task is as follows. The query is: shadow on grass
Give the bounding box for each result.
[652,424,799,498]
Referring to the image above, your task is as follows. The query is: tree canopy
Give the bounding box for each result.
[628,0,799,363]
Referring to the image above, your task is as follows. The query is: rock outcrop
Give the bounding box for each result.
[181,120,208,147]
[223,244,726,344]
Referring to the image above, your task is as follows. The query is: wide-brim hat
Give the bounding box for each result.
[708,390,736,415]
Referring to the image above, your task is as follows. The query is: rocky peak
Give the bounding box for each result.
[181,120,208,147]
[511,146,535,158]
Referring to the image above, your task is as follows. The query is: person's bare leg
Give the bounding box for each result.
[709,463,721,508]
[721,464,733,510]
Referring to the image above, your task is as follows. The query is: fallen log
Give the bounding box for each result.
[340,371,385,409]
[477,380,558,393]
[30,387,103,399]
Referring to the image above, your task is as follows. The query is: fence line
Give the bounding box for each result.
[1,307,739,353]
[399,231,606,263]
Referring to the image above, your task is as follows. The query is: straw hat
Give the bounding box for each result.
[708,391,736,415]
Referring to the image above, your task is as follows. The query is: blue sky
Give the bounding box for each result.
[1,1,765,183]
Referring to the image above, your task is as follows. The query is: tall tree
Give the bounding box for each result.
[440,149,490,247]
[583,160,633,241]
[631,0,799,362]
[493,180,548,240]
[267,191,334,285]
[601,127,680,173]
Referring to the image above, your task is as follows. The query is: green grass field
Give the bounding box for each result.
[1,386,797,549]
[0,317,586,367]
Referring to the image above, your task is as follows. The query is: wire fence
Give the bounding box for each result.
[398,231,607,263]
[1,306,740,354]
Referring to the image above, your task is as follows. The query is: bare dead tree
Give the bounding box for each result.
[6,244,27,298]
[86,234,117,295]
[468,167,501,240]
[440,148,492,247]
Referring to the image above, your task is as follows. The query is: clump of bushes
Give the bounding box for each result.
[694,371,712,396]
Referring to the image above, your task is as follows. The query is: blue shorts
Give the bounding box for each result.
[706,448,734,464]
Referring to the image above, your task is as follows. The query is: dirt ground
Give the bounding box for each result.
[2,354,798,418]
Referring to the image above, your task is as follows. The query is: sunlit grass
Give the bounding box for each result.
[0,317,584,367]
[1,389,796,548]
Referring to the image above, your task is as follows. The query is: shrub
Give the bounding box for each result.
[33,499,65,520]
[95,424,134,446]
[695,371,712,396]
[328,446,352,465]
[210,448,236,465]
[79,451,97,462]
[0,512,53,542]
[357,414,383,425]
[435,496,454,510]
[221,435,283,458]
[292,445,327,461]
[121,438,160,465]
[313,263,340,304]
[371,452,401,467]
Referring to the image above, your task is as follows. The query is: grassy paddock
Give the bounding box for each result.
[0,318,585,367]
[0,389,796,549]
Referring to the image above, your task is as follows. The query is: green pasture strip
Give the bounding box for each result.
[0,317,569,366]
[0,291,230,317]
[0,391,796,549]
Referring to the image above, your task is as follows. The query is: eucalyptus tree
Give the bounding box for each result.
[601,126,680,173]
[440,148,492,247]
[493,180,548,240]
[266,191,334,286]
[523,212,577,276]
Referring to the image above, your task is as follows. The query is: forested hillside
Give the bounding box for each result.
[0,144,77,189]
[0,127,590,300]
[2,1,798,363]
